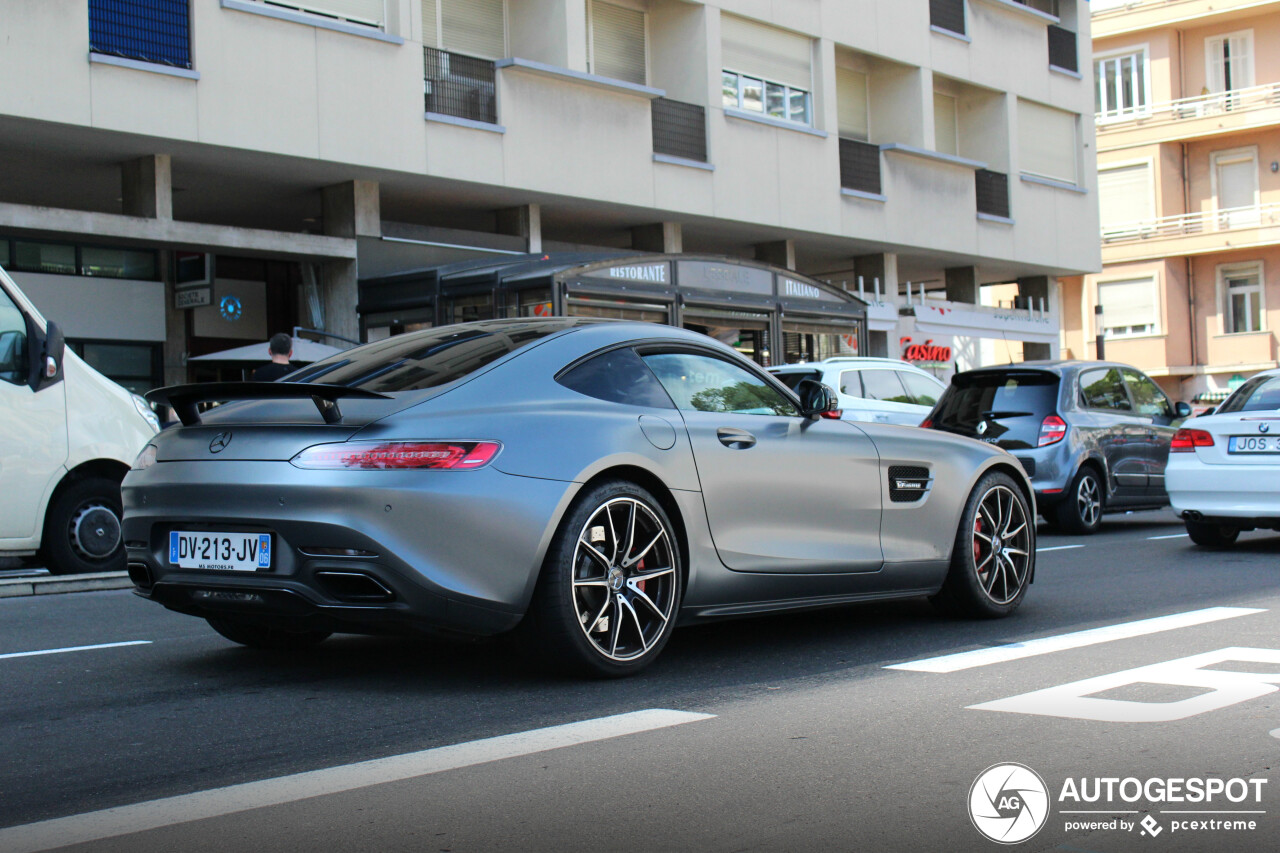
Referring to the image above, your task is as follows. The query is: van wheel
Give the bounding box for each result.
[1054,466,1104,534]
[40,476,125,575]
[1185,520,1239,548]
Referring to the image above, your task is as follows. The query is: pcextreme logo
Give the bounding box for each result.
[969,763,1051,844]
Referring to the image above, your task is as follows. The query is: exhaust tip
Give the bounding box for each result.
[127,561,154,589]
[1180,510,1202,521]
[314,571,395,603]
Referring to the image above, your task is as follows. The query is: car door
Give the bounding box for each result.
[1121,368,1178,499]
[0,282,67,541]
[641,348,883,573]
[1078,367,1146,496]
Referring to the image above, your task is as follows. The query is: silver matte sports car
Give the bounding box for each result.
[125,318,1036,676]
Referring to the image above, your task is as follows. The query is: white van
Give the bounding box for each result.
[0,265,159,575]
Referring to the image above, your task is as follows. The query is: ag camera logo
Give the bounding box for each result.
[969,763,1050,844]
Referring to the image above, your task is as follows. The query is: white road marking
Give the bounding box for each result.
[0,641,151,661]
[1037,545,1085,553]
[886,607,1266,673]
[0,709,715,853]
[1147,533,1189,540]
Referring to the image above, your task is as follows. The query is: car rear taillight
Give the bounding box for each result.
[920,417,933,429]
[290,441,502,470]
[819,409,843,420]
[1171,429,1214,452]
[1038,415,1067,447]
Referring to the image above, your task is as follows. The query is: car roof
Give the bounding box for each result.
[956,359,1145,378]
[768,358,933,372]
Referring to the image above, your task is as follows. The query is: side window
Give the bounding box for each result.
[642,351,799,416]
[839,370,864,397]
[558,347,674,409]
[859,369,912,403]
[0,287,28,386]
[1079,368,1132,412]
[1123,369,1172,419]
[898,371,944,407]
[772,369,820,391]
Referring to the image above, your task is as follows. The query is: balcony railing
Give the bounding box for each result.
[1101,202,1280,244]
[839,139,882,195]
[930,0,966,36]
[424,47,497,125]
[89,0,192,69]
[1047,25,1077,73]
[976,170,1010,218]
[1096,82,1280,131]
[652,99,708,163]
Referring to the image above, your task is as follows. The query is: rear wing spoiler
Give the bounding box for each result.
[146,382,392,426]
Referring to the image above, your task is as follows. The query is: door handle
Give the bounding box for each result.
[716,427,757,449]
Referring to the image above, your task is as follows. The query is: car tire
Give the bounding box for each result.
[1185,519,1239,549]
[39,476,126,576]
[525,479,682,678]
[931,470,1034,619]
[206,618,331,650]
[1054,466,1104,535]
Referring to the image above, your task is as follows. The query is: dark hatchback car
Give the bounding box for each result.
[924,361,1192,533]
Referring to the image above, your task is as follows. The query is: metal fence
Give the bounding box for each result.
[839,139,882,195]
[930,0,965,35]
[424,47,498,125]
[1048,25,1077,73]
[652,99,707,163]
[88,0,192,68]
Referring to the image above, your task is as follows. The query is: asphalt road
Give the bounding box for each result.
[2,510,1279,852]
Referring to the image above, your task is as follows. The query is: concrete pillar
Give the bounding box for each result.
[853,253,898,300]
[322,180,381,239]
[755,239,795,270]
[631,222,682,254]
[121,155,172,220]
[945,266,980,304]
[1018,275,1054,360]
[320,259,359,345]
[496,204,542,253]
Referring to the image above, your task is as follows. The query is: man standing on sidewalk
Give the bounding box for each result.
[252,333,295,382]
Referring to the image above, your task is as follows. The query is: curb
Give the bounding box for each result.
[0,572,133,599]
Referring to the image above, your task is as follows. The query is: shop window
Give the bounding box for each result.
[12,241,76,276]
[89,0,193,69]
[1219,262,1264,334]
[1094,49,1148,119]
[1098,276,1159,338]
[81,246,159,280]
[721,15,812,126]
[566,297,669,324]
[69,341,160,394]
[588,1,647,85]
[446,292,496,323]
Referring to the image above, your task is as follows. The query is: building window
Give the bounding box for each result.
[1219,262,1264,334]
[933,92,958,156]
[930,0,965,36]
[422,0,506,59]
[652,99,708,163]
[68,341,161,394]
[1017,99,1078,185]
[11,241,77,276]
[89,0,193,69]
[1206,31,1253,93]
[1098,276,1159,338]
[1,237,159,280]
[1094,49,1148,119]
[836,67,869,141]
[721,15,813,126]
[1098,161,1155,235]
[587,1,647,85]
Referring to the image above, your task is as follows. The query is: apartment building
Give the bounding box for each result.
[0,0,1098,391]
[1067,0,1280,403]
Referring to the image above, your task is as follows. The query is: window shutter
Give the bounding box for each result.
[422,0,438,46]
[721,14,812,91]
[1099,278,1156,330]
[442,0,505,59]
[836,68,869,140]
[590,1,646,85]
[1228,34,1254,88]
[933,92,958,156]
[1098,163,1155,227]
[1018,99,1078,184]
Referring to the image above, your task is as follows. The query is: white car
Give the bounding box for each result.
[1167,368,1280,547]
[0,265,159,574]
[768,357,946,426]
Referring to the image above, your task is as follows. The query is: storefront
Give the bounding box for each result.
[358,254,866,366]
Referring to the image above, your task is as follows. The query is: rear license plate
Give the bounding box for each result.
[1228,436,1280,454]
[169,531,271,571]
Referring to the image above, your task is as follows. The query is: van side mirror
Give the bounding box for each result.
[1174,401,1192,418]
[29,320,65,392]
[795,378,841,419]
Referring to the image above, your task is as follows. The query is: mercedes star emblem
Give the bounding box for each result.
[209,432,233,453]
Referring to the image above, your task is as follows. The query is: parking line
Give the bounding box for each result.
[0,641,151,661]
[1148,533,1189,540]
[0,709,716,853]
[1038,545,1085,553]
[885,607,1265,673]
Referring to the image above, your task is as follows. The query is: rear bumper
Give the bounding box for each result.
[1167,457,1280,520]
[122,460,578,637]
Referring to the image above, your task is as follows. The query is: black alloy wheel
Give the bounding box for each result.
[1055,466,1104,534]
[932,470,1034,618]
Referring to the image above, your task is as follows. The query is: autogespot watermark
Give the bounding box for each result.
[968,765,1268,844]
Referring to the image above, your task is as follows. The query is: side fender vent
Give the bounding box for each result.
[888,465,930,503]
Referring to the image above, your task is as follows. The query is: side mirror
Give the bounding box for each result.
[796,378,841,419]
[1174,401,1192,418]
[30,321,65,392]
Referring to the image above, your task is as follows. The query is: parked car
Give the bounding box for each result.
[0,265,159,574]
[126,318,1035,677]
[923,361,1191,534]
[768,357,945,426]
[1167,368,1280,547]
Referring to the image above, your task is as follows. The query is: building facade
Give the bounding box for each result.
[1067,0,1280,404]
[0,0,1098,391]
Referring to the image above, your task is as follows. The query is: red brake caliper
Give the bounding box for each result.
[973,518,984,568]
[636,558,646,594]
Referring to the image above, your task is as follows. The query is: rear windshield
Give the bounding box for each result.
[1218,374,1280,414]
[286,320,585,392]
[931,371,1060,439]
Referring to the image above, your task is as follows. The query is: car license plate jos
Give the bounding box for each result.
[169,531,271,571]
[1228,435,1280,454]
